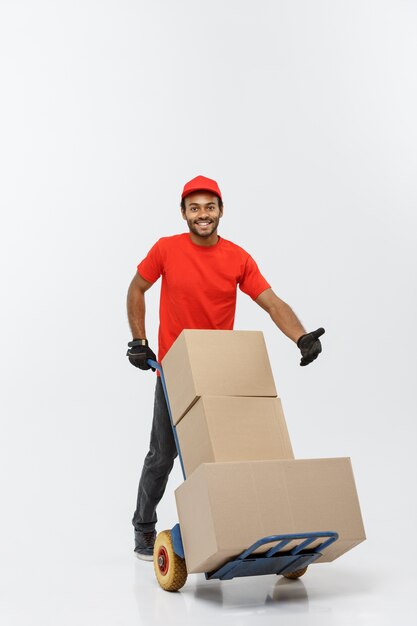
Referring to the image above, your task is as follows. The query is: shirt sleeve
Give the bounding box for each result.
[239,255,271,300]
[137,240,163,284]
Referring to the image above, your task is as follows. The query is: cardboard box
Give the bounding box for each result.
[176,396,294,477]
[162,330,277,425]
[175,458,366,574]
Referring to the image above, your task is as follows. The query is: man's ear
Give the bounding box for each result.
[181,206,186,220]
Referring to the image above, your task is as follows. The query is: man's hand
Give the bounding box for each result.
[297,328,325,366]
[126,339,157,371]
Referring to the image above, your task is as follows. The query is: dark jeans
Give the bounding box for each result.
[132,376,178,532]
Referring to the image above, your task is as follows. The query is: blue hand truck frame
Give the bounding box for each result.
[148,359,338,585]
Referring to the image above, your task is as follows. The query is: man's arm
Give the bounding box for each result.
[255,288,306,343]
[126,272,154,339]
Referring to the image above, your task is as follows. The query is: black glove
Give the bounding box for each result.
[126,339,157,371]
[297,327,325,366]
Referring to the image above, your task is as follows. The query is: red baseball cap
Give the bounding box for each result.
[181,175,222,200]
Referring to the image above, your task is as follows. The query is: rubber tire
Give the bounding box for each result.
[283,566,308,579]
[153,530,188,592]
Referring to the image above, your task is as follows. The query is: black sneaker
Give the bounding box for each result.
[134,529,156,561]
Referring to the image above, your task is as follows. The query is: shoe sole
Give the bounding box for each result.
[134,551,154,562]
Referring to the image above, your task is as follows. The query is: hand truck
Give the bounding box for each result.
[147,359,338,592]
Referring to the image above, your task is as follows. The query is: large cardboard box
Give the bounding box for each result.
[175,458,366,574]
[162,330,277,425]
[176,396,294,477]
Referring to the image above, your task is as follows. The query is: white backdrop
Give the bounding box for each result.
[1,1,416,623]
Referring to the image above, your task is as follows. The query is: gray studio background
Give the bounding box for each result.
[1,0,416,592]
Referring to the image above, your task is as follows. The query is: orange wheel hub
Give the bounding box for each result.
[157,546,169,575]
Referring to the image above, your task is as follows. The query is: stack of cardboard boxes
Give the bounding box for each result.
[162,329,366,574]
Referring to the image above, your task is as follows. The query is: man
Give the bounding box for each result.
[126,175,324,560]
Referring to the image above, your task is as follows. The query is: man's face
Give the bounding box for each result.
[181,192,223,238]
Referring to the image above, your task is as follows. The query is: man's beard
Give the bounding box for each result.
[187,216,220,238]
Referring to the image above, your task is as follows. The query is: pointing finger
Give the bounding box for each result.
[312,327,325,340]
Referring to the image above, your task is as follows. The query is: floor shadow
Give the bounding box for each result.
[193,573,310,609]
[266,577,309,608]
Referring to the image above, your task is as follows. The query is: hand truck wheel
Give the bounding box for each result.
[153,530,188,591]
[283,566,308,579]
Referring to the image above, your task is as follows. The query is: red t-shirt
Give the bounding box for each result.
[137,233,271,363]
